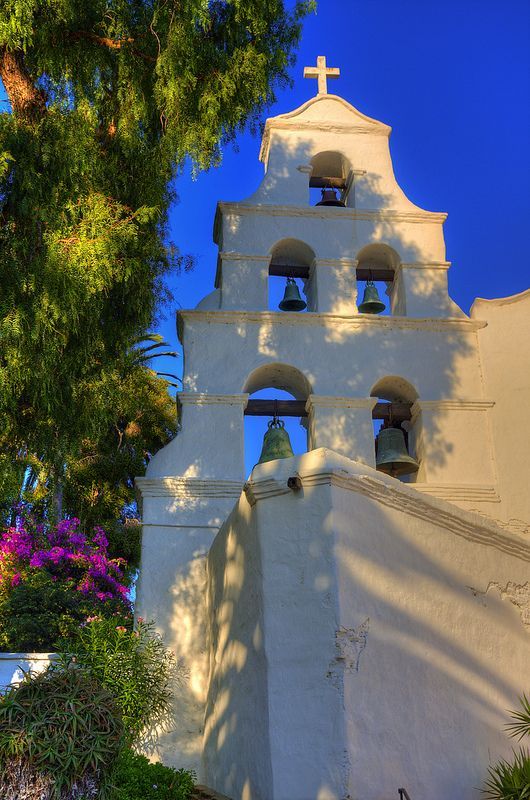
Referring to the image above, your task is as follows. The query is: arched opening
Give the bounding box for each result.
[243,363,312,476]
[309,151,352,207]
[356,244,401,317]
[370,377,419,482]
[268,239,315,312]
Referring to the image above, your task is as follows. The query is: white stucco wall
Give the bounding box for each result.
[0,653,55,691]
[135,480,243,775]
[472,289,530,528]
[145,309,502,517]
[205,497,273,799]
[205,449,529,800]
[136,82,530,799]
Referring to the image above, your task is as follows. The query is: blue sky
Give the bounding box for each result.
[160,0,530,471]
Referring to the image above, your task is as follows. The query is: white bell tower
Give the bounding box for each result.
[136,58,530,800]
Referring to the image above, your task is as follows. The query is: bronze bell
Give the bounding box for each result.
[279,277,306,312]
[257,418,295,464]
[316,187,345,207]
[375,426,419,477]
[358,280,386,314]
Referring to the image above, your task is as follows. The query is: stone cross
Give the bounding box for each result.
[303,55,340,95]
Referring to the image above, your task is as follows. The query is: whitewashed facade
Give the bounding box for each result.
[136,59,530,800]
[0,653,55,692]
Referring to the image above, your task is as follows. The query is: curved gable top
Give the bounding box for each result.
[259,94,392,163]
[471,287,530,317]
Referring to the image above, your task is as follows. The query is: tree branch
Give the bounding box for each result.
[0,47,46,120]
[69,31,156,63]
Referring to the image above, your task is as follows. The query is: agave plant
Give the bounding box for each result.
[0,667,124,799]
[483,695,530,799]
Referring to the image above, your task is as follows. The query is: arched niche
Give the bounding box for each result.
[311,151,351,180]
[370,375,418,404]
[243,363,312,475]
[268,239,316,312]
[356,243,401,316]
[309,150,352,207]
[370,376,420,482]
[244,362,312,400]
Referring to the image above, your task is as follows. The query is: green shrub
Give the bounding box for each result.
[61,617,178,745]
[0,666,124,799]
[109,748,195,800]
[0,570,115,651]
[483,695,530,799]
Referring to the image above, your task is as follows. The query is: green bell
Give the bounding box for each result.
[257,418,295,464]
[279,277,307,312]
[375,426,419,477]
[358,280,386,314]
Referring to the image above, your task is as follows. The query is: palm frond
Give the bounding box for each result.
[506,695,530,742]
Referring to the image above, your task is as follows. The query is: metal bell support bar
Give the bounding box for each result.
[316,187,345,207]
[279,277,307,312]
[375,426,419,477]
[358,279,386,314]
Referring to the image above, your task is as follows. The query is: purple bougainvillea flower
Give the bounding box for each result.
[29,551,46,568]
[93,527,109,549]
[68,531,86,548]
[1,512,131,613]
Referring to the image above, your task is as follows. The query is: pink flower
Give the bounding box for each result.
[11,573,21,587]
[115,626,127,633]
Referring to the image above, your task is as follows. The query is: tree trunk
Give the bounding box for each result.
[53,480,63,521]
[0,47,46,120]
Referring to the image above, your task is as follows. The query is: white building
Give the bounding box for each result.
[136,57,530,800]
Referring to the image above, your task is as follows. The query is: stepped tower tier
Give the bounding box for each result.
[146,63,495,507]
[135,58,530,798]
[210,76,465,320]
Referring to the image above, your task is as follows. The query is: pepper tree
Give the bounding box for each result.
[0,0,312,534]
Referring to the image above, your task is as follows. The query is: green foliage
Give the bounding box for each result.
[62,617,177,745]
[483,695,530,799]
[506,694,530,742]
[60,365,178,539]
[483,750,530,800]
[0,666,124,799]
[0,570,128,651]
[0,0,311,529]
[109,748,195,800]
